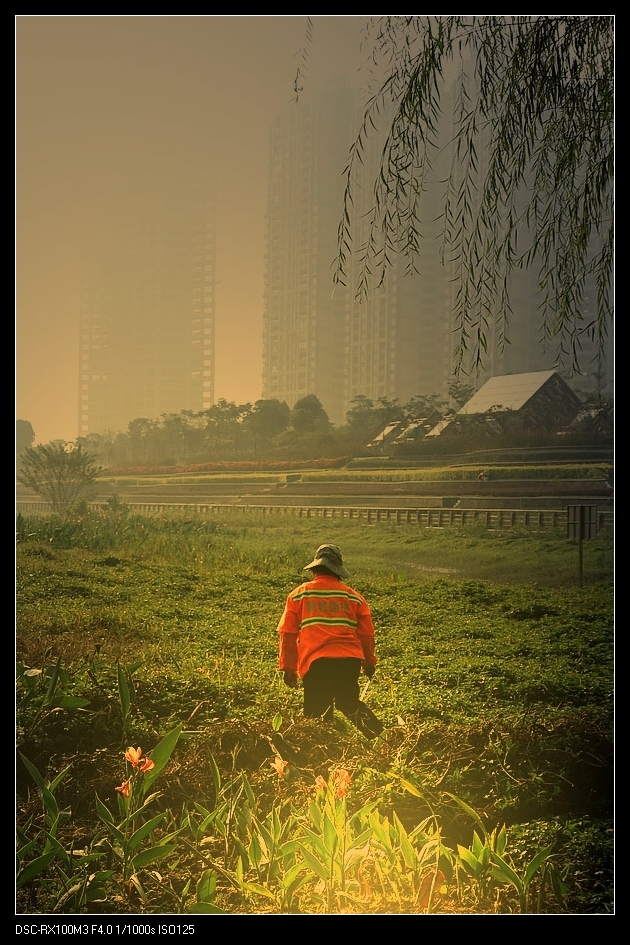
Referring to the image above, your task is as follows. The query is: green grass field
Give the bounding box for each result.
[16,507,614,914]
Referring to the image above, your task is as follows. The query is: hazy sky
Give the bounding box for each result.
[16,15,371,445]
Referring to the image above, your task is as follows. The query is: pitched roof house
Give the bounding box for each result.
[425,370,582,437]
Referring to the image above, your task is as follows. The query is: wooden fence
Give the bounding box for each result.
[15,501,613,530]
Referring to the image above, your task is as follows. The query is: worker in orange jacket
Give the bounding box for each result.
[277,543,384,739]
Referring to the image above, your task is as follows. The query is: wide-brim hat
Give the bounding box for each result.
[303,543,350,579]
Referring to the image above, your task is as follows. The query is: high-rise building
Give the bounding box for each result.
[79,178,216,437]
[262,74,612,425]
[262,76,454,426]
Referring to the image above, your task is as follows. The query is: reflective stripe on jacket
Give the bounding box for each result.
[277,574,377,678]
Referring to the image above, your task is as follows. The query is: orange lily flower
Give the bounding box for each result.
[332,768,352,797]
[314,775,327,791]
[115,778,131,798]
[138,757,155,773]
[124,747,144,768]
[271,756,288,778]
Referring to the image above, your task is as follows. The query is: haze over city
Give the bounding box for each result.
[16,15,370,445]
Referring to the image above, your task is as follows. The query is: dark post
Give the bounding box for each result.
[567,505,598,587]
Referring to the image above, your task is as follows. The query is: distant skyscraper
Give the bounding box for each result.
[262,76,454,426]
[262,74,612,424]
[79,177,216,437]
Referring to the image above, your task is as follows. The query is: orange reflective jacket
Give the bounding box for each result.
[277,574,378,679]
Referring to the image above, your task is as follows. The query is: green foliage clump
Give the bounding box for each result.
[17,442,102,513]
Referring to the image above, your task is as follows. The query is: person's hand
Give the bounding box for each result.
[364,664,376,679]
[283,670,298,688]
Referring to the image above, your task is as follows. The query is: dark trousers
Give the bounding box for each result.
[302,657,383,739]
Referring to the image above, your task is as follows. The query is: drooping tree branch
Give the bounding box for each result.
[333,15,614,377]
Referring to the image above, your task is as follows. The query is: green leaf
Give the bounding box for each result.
[16,852,56,886]
[300,827,329,861]
[128,812,168,850]
[523,843,556,885]
[283,869,314,904]
[348,800,378,828]
[345,843,370,870]
[282,860,311,887]
[43,656,62,706]
[242,773,256,808]
[95,796,126,844]
[297,843,331,881]
[94,794,115,825]
[367,813,391,847]
[395,825,418,869]
[248,832,264,870]
[549,863,569,900]
[43,833,71,863]
[444,792,487,834]
[48,764,73,793]
[84,871,116,902]
[240,880,277,900]
[17,839,38,861]
[495,824,508,856]
[308,800,323,831]
[399,777,424,797]
[490,850,523,890]
[197,869,217,903]
[471,831,485,857]
[278,839,303,858]
[456,844,481,874]
[208,753,222,801]
[131,844,177,870]
[18,752,46,791]
[348,827,374,852]
[323,813,339,856]
[143,724,182,792]
[49,694,90,710]
[272,713,283,731]
[40,785,60,824]
[117,662,131,721]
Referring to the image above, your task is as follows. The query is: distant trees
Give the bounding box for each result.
[196,399,247,458]
[242,399,291,454]
[16,420,35,456]
[448,381,476,410]
[67,377,609,469]
[126,418,159,465]
[17,442,102,513]
[345,396,382,441]
[405,394,449,418]
[82,396,415,465]
[290,394,331,434]
[269,395,336,458]
[344,393,450,444]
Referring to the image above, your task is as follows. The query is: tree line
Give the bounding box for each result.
[15,387,473,513]
[19,386,473,471]
[17,378,613,514]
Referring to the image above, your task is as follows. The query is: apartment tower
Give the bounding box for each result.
[262,76,456,426]
[79,178,217,437]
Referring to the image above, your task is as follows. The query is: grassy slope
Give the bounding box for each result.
[16,510,614,913]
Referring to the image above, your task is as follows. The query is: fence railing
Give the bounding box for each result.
[15,501,613,530]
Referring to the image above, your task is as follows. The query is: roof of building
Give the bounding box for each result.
[367,421,404,447]
[423,418,454,438]
[424,370,580,437]
[457,370,558,414]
